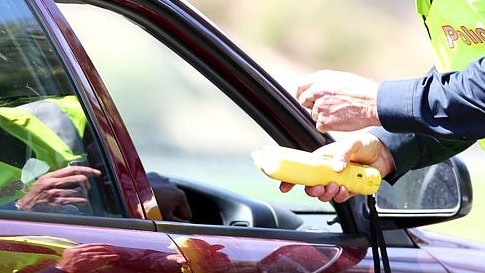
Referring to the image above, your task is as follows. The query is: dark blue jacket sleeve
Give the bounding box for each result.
[377,57,485,140]
[369,127,474,184]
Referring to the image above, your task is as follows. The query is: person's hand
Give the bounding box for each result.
[280,133,395,203]
[296,70,381,133]
[17,166,101,212]
[147,172,192,222]
[56,243,120,273]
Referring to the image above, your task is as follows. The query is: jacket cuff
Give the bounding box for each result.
[377,79,419,133]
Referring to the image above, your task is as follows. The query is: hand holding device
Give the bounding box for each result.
[252,146,381,195]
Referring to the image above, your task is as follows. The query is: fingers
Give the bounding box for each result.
[58,243,120,271]
[20,166,101,211]
[48,166,102,178]
[281,181,353,203]
[36,166,101,190]
[313,137,362,165]
[305,183,352,203]
[278,145,354,203]
[295,74,316,107]
[305,183,335,202]
[296,70,335,108]
[279,182,295,193]
[297,87,318,109]
[295,70,380,133]
[333,186,354,203]
[48,188,89,204]
[52,174,91,190]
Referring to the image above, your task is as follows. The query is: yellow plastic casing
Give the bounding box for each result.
[252,146,381,195]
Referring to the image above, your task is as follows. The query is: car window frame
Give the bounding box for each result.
[0,0,132,218]
[57,0,369,233]
[41,0,377,240]
[0,0,369,242]
[31,0,158,218]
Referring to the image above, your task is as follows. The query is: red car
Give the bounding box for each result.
[0,0,482,272]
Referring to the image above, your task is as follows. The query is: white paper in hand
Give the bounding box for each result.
[21,158,50,185]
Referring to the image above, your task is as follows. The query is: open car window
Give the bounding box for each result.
[58,4,338,230]
[0,0,124,217]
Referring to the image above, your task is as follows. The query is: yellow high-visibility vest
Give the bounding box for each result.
[0,235,74,272]
[0,95,86,205]
[416,0,485,149]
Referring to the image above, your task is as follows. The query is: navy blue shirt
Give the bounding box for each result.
[377,57,485,140]
[368,57,485,183]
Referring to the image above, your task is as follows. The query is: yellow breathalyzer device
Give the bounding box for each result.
[252,146,381,195]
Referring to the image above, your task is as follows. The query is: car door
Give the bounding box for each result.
[0,0,369,271]
[54,0,453,272]
[53,1,372,271]
[52,2,378,272]
[0,0,459,272]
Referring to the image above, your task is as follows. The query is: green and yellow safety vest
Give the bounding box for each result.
[416,0,485,148]
[0,235,75,272]
[0,95,87,205]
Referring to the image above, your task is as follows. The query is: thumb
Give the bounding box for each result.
[312,146,348,172]
[327,159,347,172]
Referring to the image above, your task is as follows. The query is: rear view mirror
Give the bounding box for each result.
[375,156,472,225]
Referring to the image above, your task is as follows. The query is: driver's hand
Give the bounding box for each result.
[147,172,192,222]
[18,166,101,212]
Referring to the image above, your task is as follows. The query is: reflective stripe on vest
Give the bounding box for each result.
[0,95,86,204]
[416,0,485,149]
[20,95,87,155]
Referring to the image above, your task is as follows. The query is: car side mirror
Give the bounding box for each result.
[375,156,472,229]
